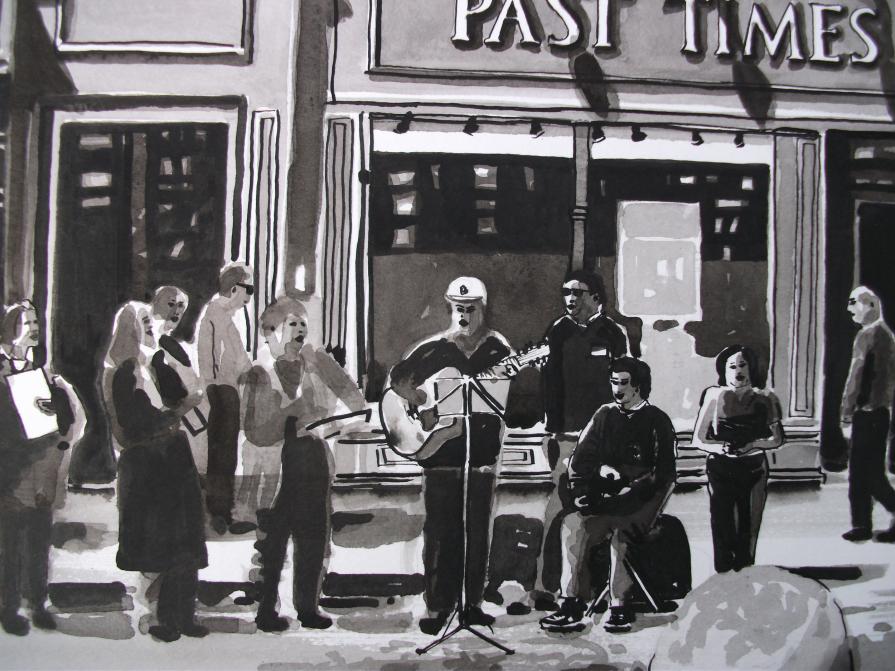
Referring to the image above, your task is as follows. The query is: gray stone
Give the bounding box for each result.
[651,566,851,671]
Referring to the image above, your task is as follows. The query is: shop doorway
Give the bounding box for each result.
[52,123,228,483]
[857,202,895,330]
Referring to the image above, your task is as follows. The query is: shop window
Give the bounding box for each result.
[371,153,573,254]
[81,172,112,188]
[586,162,768,263]
[78,134,113,150]
[477,217,498,235]
[473,165,498,189]
[392,192,417,216]
[618,201,701,319]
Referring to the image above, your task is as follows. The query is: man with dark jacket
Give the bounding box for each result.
[517,271,627,614]
[539,357,676,633]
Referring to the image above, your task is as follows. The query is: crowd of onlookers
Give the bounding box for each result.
[1,262,893,643]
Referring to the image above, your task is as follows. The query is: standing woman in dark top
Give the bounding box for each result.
[103,301,207,642]
[692,345,785,573]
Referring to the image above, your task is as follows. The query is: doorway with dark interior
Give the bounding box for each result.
[52,123,228,483]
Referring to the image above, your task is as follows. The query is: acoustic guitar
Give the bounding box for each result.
[379,342,549,461]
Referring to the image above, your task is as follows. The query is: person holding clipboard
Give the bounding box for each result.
[0,300,82,636]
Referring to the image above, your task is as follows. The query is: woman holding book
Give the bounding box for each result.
[692,345,785,573]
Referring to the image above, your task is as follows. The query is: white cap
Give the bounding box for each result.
[445,276,487,304]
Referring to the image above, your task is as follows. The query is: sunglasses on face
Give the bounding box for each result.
[561,288,588,297]
[236,282,255,296]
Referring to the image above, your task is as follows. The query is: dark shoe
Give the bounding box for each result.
[876,528,895,543]
[148,624,181,642]
[533,594,559,612]
[506,601,531,616]
[31,608,57,630]
[210,516,229,536]
[419,611,450,635]
[228,520,257,535]
[1,611,30,636]
[296,612,332,630]
[255,611,290,632]
[482,584,504,605]
[603,606,633,633]
[539,597,586,633]
[179,621,209,638]
[842,527,873,542]
[465,605,495,627]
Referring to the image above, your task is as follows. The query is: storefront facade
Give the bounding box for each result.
[322,0,895,476]
[2,0,303,483]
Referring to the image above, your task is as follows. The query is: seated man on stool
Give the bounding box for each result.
[539,357,676,633]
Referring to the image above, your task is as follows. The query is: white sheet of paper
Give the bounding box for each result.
[6,368,58,440]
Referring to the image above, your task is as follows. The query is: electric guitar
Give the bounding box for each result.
[379,342,550,461]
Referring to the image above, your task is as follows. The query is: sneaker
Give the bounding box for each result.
[1,611,30,636]
[296,611,333,630]
[603,606,633,633]
[842,527,873,542]
[179,621,209,638]
[465,605,495,627]
[876,527,895,543]
[228,520,258,535]
[31,608,57,630]
[148,624,181,642]
[419,611,450,635]
[255,611,290,632]
[538,597,586,633]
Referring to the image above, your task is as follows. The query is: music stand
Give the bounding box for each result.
[415,374,515,656]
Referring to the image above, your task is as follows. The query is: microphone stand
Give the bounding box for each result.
[415,375,515,656]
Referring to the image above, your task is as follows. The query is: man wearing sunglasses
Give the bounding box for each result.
[511,270,627,615]
[197,262,257,536]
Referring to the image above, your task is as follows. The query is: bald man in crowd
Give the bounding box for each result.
[840,286,895,543]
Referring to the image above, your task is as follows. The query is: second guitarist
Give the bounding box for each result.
[388,276,516,635]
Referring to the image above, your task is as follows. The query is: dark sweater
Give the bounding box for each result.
[542,314,627,433]
[569,403,677,509]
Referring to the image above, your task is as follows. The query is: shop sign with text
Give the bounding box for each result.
[373,0,893,92]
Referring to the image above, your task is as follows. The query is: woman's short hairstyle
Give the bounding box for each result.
[0,300,36,347]
[610,356,652,399]
[259,297,308,335]
[715,344,764,388]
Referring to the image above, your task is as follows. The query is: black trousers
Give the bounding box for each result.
[156,562,199,629]
[849,408,895,530]
[205,384,241,521]
[422,467,496,614]
[0,506,52,614]
[706,453,768,573]
[256,436,331,617]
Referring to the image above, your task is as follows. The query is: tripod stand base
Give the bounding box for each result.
[416,621,515,656]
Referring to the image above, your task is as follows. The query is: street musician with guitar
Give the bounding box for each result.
[386,277,520,636]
